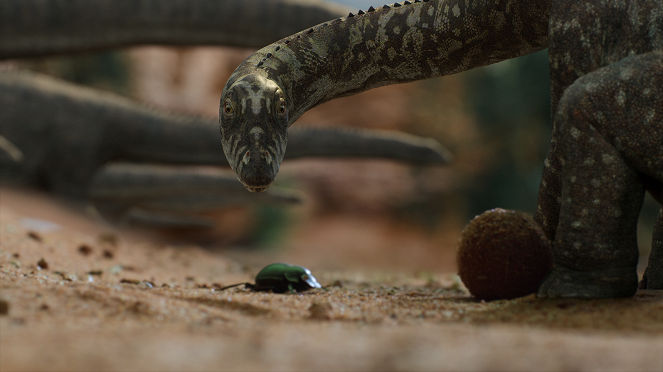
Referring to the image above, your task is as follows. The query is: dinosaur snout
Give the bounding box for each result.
[241,148,273,167]
[237,128,279,192]
[238,152,277,192]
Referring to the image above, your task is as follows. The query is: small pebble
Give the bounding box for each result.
[0,298,8,315]
[98,233,118,246]
[21,218,60,232]
[54,271,76,281]
[309,301,332,320]
[78,245,92,255]
[27,231,42,242]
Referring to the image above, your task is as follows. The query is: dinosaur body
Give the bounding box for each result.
[222,0,662,297]
[0,69,449,226]
[0,0,350,58]
[1,70,447,194]
[0,0,451,228]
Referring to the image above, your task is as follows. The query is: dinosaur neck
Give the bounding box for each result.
[229,0,550,125]
[0,0,350,59]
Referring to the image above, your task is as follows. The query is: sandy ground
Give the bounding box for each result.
[1,186,662,372]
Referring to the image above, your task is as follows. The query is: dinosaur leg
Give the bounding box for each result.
[641,207,663,290]
[538,52,663,298]
[88,163,303,228]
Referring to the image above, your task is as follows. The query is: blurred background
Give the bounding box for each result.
[2,0,658,274]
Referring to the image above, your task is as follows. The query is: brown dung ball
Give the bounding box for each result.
[457,208,552,301]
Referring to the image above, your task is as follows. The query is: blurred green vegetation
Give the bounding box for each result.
[250,205,292,247]
[405,50,551,227]
[463,49,551,217]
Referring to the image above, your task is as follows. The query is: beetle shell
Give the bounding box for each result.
[253,263,322,293]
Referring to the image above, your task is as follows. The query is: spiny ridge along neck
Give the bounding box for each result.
[253,0,429,68]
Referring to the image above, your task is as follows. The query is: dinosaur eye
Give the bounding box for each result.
[223,99,235,116]
[277,97,286,116]
[273,89,287,122]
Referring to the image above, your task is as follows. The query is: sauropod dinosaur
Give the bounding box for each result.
[219,0,662,296]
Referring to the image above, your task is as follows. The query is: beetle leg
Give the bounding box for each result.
[217,282,251,291]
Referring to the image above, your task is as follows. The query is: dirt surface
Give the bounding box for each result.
[1,187,663,372]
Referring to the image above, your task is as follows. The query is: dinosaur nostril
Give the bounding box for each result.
[242,150,251,165]
[264,150,274,164]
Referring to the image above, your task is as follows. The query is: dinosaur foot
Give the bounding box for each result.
[640,213,663,289]
[639,265,663,290]
[537,265,638,298]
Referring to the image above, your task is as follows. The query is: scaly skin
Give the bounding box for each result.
[535,0,663,296]
[0,0,354,227]
[0,69,450,226]
[222,0,662,297]
[0,0,453,228]
[220,0,549,190]
[0,0,351,58]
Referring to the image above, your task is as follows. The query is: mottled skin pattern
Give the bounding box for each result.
[0,70,449,226]
[536,0,663,296]
[0,0,351,59]
[0,0,451,228]
[221,0,548,190]
[222,0,662,297]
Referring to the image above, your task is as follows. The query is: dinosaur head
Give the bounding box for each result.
[220,73,288,192]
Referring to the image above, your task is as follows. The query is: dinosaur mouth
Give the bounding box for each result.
[245,184,271,193]
[236,152,278,192]
[239,176,274,193]
[228,135,284,192]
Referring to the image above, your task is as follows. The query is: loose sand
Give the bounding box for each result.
[1,186,662,372]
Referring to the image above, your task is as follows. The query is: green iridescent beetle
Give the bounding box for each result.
[219,263,322,294]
